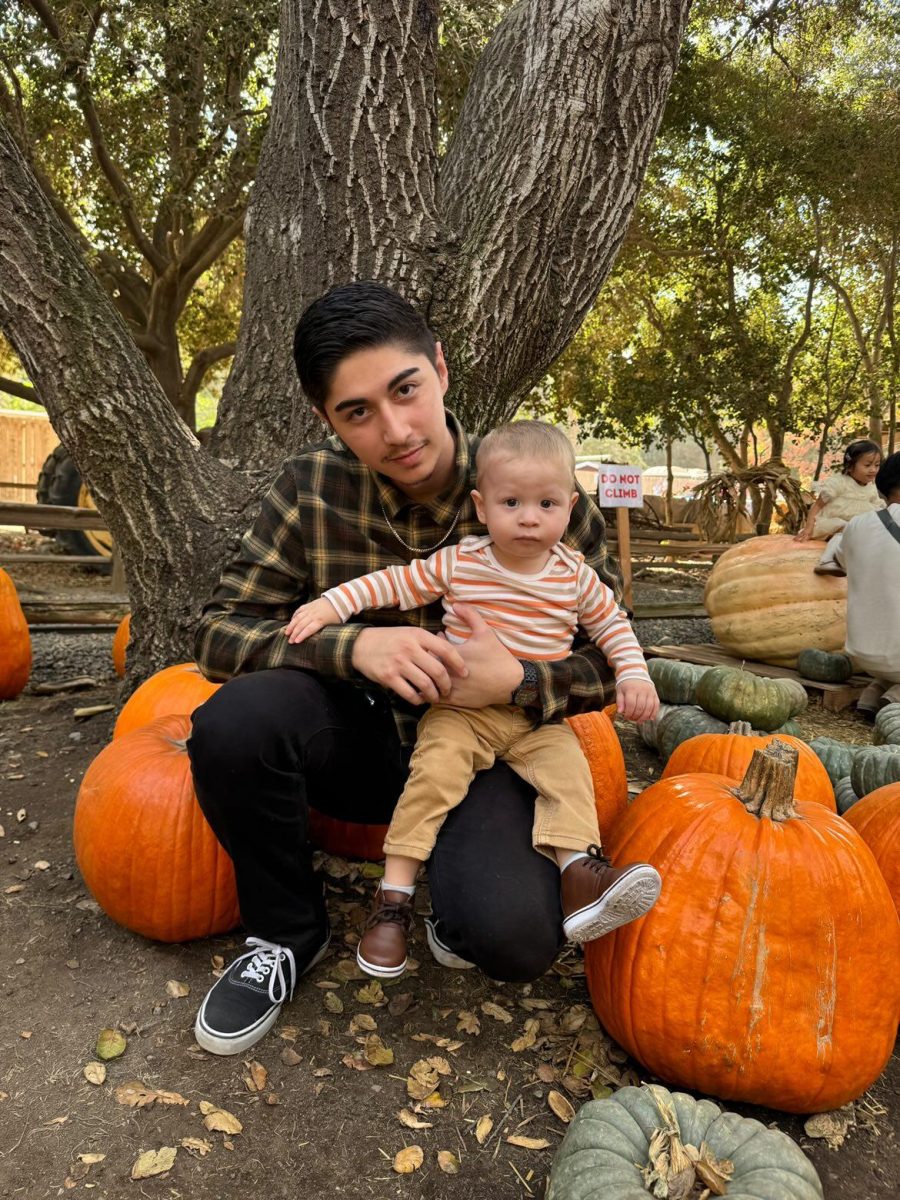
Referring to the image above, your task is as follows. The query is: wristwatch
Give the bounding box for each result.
[512,659,540,707]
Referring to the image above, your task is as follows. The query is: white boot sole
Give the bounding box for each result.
[355,949,408,979]
[563,866,661,945]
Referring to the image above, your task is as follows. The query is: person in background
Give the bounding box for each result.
[834,451,900,715]
[794,440,883,575]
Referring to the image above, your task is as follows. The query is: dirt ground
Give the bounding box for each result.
[1,543,898,1198]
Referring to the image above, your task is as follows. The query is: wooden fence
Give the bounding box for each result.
[0,409,56,503]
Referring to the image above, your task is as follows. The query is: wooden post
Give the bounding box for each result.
[616,506,633,609]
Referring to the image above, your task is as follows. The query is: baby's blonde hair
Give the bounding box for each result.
[476,420,575,487]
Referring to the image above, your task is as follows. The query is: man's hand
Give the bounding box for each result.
[440,603,524,708]
[351,626,468,706]
[793,528,811,542]
[618,677,660,723]
[283,597,341,643]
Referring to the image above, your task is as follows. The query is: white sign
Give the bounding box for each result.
[598,465,644,508]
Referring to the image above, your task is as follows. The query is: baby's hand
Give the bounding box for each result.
[617,678,659,724]
[793,529,811,542]
[283,597,341,643]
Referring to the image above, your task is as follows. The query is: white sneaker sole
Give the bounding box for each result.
[563,865,661,945]
[424,919,474,970]
[355,948,408,979]
[194,937,331,1056]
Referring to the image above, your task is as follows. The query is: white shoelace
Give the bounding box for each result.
[238,937,297,1005]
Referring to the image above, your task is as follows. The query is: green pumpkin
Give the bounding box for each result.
[646,660,710,705]
[874,703,900,747]
[695,666,796,732]
[637,703,676,751]
[778,677,809,718]
[834,777,859,815]
[656,706,727,763]
[809,737,862,788]
[771,719,805,740]
[797,648,854,683]
[850,745,900,797]
[547,1083,823,1200]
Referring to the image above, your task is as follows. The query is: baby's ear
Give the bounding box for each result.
[471,488,486,523]
[569,491,579,512]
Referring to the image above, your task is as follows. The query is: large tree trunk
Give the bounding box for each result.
[0,121,253,681]
[1,0,691,680]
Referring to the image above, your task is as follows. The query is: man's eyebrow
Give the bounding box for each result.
[331,367,420,414]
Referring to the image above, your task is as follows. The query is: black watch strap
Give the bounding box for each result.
[512,659,540,707]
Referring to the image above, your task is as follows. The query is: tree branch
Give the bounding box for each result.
[183,341,236,407]
[0,375,40,404]
[23,0,166,273]
[176,210,245,312]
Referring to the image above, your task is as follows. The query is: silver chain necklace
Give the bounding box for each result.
[378,495,464,555]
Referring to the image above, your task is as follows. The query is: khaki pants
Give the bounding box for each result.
[383,704,601,863]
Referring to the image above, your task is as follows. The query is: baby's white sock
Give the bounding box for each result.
[382,881,416,896]
[556,850,590,873]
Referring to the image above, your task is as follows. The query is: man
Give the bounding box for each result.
[835,451,900,713]
[188,281,629,1055]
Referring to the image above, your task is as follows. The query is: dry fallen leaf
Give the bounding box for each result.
[393,1145,424,1174]
[355,980,386,1006]
[420,1090,447,1109]
[199,1101,243,1135]
[804,1106,856,1150]
[4,885,25,895]
[19,1030,32,1040]
[456,1010,481,1036]
[181,1137,212,1157]
[349,1013,377,1034]
[131,1147,177,1180]
[281,1047,302,1067]
[388,992,414,1017]
[481,1001,513,1023]
[506,1135,551,1150]
[95,1029,127,1060]
[474,1115,493,1145]
[536,1064,556,1084]
[406,1059,441,1100]
[511,1018,540,1053]
[77,1154,106,1165]
[548,1090,576,1123]
[363,1034,394,1066]
[323,991,344,1014]
[341,1052,374,1072]
[437,1150,460,1174]
[33,860,50,871]
[165,980,190,999]
[243,1060,268,1092]
[115,1082,188,1108]
[83,1062,106,1086]
[398,1109,433,1130]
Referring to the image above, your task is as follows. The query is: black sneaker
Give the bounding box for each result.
[424,918,474,970]
[194,932,330,1056]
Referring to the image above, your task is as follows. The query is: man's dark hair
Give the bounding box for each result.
[875,451,900,498]
[292,281,438,408]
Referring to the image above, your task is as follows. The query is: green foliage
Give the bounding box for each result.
[537,0,899,470]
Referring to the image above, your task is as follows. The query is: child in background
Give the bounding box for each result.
[795,440,883,575]
[284,421,661,978]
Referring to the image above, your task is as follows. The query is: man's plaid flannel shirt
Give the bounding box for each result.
[194,413,624,747]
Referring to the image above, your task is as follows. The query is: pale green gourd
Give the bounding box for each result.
[656,706,727,763]
[874,703,900,747]
[646,659,710,705]
[851,746,900,797]
[547,1083,823,1200]
[695,666,799,731]
[809,737,862,789]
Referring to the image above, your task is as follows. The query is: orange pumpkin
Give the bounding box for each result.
[844,783,900,916]
[112,614,130,678]
[662,722,836,810]
[309,708,628,861]
[0,568,31,700]
[586,741,900,1112]
[567,709,628,839]
[114,662,220,738]
[74,714,239,942]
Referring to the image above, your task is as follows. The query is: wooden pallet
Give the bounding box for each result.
[644,642,871,713]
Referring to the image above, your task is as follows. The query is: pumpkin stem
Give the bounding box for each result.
[736,739,799,821]
[728,721,754,736]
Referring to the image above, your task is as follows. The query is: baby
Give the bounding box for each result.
[285,420,661,977]
[795,439,883,574]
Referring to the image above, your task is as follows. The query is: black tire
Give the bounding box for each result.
[35,444,112,558]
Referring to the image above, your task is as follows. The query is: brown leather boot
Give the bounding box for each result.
[561,845,661,945]
[356,888,414,978]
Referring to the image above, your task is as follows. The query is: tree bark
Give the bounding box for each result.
[0,119,253,682]
[1,0,691,680]
[214,0,691,471]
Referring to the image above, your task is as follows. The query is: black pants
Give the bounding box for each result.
[187,669,564,981]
